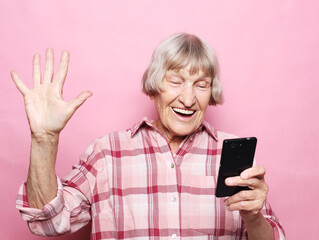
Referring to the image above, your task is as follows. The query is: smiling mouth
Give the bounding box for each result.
[172,107,196,117]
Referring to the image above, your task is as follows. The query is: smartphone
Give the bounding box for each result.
[216,137,257,198]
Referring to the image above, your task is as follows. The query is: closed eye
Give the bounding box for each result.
[196,80,210,89]
[167,76,183,85]
[171,81,182,85]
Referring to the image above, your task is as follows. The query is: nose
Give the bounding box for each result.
[178,84,196,107]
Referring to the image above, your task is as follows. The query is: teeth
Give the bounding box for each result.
[173,108,195,115]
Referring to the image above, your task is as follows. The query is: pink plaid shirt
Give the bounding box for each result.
[16,118,285,240]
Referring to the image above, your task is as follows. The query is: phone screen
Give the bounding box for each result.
[215,137,257,198]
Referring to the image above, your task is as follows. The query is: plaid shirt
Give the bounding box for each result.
[16,118,285,240]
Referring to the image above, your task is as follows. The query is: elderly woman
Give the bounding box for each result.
[13,33,285,240]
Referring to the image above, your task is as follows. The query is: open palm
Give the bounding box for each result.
[11,49,92,137]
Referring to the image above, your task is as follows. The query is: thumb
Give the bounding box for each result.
[11,71,29,95]
[67,90,93,114]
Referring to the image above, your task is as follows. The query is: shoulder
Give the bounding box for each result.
[83,117,152,158]
[89,129,133,153]
[201,120,238,142]
[216,131,238,141]
[77,129,133,172]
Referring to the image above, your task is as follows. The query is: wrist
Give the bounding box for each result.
[241,211,274,240]
[31,132,60,144]
[241,211,263,225]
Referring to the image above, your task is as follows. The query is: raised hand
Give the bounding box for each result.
[11,48,92,139]
[11,49,92,208]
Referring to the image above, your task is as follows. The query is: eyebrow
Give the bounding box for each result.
[169,70,210,79]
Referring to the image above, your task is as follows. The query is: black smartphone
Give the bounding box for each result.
[216,137,257,198]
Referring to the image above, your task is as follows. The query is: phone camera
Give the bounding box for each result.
[230,143,236,149]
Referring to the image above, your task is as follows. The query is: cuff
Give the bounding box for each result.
[16,177,64,222]
[265,217,286,240]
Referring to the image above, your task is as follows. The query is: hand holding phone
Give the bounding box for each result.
[216,137,257,198]
[223,165,268,217]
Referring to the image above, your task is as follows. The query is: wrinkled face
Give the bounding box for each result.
[153,66,212,142]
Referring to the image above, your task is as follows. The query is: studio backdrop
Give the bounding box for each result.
[1,1,318,239]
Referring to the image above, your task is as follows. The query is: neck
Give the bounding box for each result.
[152,120,186,153]
[168,136,185,153]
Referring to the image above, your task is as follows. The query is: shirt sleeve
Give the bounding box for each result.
[245,157,285,239]
[15,174,91,236]
[262,201,286,239]
[241,200,286,240]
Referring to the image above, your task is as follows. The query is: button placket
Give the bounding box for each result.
[166,158,179,235]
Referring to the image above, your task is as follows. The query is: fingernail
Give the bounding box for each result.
[61,50,70,60]
[46,48,53,56]
[85,91,93,97]
[241,173,248,179]
[225,178,232,185]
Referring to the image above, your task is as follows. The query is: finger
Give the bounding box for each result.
[241,166,266,180]
[225,176,260,189]
[11,71,29,95]
[67,91,92,115]
[225,190,257,206]
[33,53,41,87]
[43,48,54,84]
[54,50,70,90]
[226,199,262,213]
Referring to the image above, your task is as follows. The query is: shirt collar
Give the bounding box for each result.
[129,117,218,141]
[129,117,156,136]
[199,120,219,141]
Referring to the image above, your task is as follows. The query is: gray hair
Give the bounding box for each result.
[142,33,224,105]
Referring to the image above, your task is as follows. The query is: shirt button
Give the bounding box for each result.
[190,137,193,142]
[171,163,175,168]
[172,196,176,202]
[172,234,177,239]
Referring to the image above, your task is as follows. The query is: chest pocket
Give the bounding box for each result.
[180,175,242,237]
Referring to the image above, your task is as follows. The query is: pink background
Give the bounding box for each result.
[1,0,318,239]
